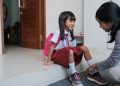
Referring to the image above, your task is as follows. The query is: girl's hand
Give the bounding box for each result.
[75,33,84,39]
[44,58,53,66]
[43,58,54,70]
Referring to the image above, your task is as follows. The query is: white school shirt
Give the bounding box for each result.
[51,30,77,50]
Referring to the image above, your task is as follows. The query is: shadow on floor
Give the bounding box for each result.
[49,71,113,86]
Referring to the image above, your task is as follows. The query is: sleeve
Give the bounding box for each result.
[51,30,60,44]
[97,31,120,71]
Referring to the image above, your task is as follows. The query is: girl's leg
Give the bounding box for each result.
[69,49,75,63]
[68,49,77,74]
[68,49,83,86]
[79,45,92,65]
[79,45,91,60]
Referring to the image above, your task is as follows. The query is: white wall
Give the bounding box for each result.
[46,0,84,37]
[113,0,120,5]
[84,0,111,64]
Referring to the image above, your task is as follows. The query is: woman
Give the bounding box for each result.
[87,1,120,85]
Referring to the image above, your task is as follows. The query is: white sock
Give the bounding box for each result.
[69,63,77,74]
[87,59,93,66]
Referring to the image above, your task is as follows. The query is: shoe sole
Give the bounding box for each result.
[70,77,83,86]
[87,76,107,85]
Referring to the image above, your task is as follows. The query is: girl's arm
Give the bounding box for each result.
[45,43,56,66]
[75,33,84,45]
[45,30,59,66]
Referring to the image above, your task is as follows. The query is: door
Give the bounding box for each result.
[20,0,45,49]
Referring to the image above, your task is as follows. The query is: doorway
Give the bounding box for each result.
[2,0,46,53]
[3,0,20,46]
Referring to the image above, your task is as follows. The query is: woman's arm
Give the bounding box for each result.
[97,30,120,71]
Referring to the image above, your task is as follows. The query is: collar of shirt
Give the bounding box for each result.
[65,30,70,35]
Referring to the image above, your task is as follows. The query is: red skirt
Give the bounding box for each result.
[52,46,83,68]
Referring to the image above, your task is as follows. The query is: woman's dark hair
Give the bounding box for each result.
[96,2,120,43]
[59,11,76,41]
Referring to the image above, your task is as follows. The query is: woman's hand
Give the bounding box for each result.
[90,64,98,69]
[88,64,98,74]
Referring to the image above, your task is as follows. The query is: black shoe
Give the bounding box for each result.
[87,72,107,85]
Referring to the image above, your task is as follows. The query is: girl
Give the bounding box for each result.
[87,2,120,85]
[45,11,92,86]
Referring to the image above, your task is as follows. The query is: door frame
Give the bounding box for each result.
[37,0,46,49]
[0,0,4,54]
[40,0,46,49]
[1,0,46,53]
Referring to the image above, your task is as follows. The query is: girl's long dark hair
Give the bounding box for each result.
[96,2,120,43]
[59,11,76,41]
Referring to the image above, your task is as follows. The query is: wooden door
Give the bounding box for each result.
[20,0,45,49]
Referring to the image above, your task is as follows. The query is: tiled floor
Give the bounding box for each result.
[49,71,113,86]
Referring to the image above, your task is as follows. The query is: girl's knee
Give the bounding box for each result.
[69,49,74,55]
[80,45,88,52]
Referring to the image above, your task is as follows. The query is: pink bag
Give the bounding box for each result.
[43,33,60,57]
